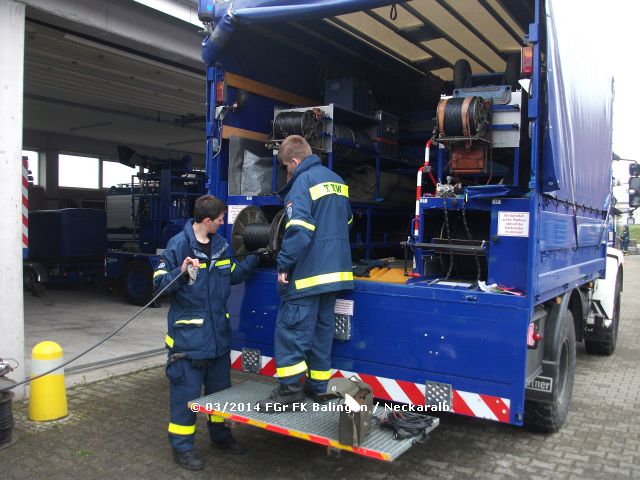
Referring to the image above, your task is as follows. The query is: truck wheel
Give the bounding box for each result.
[524,309,576,433]
[122,261,153,306]
[585,272,621,355]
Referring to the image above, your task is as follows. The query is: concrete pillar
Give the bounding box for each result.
[0,0,26,399]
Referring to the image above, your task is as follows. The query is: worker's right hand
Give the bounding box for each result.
[278,272,289,284]
[181,257,200,272]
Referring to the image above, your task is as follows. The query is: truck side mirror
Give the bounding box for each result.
[629,176,640,208]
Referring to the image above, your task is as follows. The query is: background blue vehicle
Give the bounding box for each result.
[190,0,622,439]
[104,146,206,305]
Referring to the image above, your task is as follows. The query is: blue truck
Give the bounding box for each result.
[104,146,206,305]
[180,0,622,460]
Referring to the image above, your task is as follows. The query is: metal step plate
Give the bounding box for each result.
[189,381,439,461]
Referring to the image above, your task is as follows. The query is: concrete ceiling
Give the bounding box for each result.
[23,20,207,158]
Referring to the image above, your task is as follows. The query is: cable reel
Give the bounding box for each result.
[273,109,324,147]
[230,206,286,259]
[436,96,489,139]
[436,96,491,175]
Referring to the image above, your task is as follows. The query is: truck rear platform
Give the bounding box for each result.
[189,380,439,461]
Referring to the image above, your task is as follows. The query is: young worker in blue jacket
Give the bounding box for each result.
[153,195,259,471]
[257,135,354,411]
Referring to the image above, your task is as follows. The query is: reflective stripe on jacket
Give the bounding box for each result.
[277,155,354,300]
[153,220,258,359]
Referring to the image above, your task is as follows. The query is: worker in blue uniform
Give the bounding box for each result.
[257,135,354,411]
[154,195,259,471]
[620,225,630,253]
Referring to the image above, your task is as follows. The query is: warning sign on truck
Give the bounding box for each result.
[497,212,529,237]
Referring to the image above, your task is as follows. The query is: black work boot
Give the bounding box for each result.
[304,384,331,404]
[212,436,246,455]
[255,383,306,413]
[172,450,204,471]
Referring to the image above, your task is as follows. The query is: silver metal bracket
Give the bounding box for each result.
[425,381,452,410]
[334,314,352,340]
[241,348,261,373]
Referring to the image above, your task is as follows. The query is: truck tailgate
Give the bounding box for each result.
[189,380,439,461]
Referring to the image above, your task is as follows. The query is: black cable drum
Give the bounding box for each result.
[0,391,14,447]
[243,223,272,251]
[333,123,375,161]
[437,96,488,138]
[273,110,323,144]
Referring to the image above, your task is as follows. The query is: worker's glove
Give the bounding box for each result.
[186,264,198,285]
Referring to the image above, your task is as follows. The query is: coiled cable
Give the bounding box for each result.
[273,110,323,144]
[377,410,436,440]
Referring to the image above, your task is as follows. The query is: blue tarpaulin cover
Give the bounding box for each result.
[544,0,614,210]
[202,0,396,64]
[212,0,397,23]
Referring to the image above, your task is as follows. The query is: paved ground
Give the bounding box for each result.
[2,257,639,479]
[23,284,167,387]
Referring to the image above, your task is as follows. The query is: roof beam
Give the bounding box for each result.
[365,9,455,72]
[401,2,495,72]
[434,0,509,59]
[478,0,526,45]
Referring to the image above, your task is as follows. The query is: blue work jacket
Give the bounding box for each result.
[277,154,354,300]
[153,220,258,359]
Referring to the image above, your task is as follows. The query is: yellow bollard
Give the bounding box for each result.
[28,341,68,421]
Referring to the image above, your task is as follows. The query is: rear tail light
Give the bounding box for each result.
[215,80,226,105]
[521,46,533,77]
[527,322,541,348]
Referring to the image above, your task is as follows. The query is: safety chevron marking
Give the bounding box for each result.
[230,350,511,424]
[22,160,29,250]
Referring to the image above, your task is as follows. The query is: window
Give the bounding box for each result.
[22,150,39,185]
[102,161,138,189]
[58,154,100,189]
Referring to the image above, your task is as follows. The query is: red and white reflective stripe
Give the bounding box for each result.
[414,168,423,237]
[230,350,511,423]
[22,163,28,249]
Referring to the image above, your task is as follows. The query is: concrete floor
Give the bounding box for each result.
[24,284,168,387]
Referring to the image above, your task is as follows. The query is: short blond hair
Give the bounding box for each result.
[278,135,312,165]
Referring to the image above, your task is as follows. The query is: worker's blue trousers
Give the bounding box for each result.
[274,292,338,393]
[166,354,231,452]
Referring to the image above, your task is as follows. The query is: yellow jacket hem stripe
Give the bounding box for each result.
[153,269,168,278]
[168,423,196,435]
[174,319,204,326]
[309,182,349,200]
[308,369,332,381]
[295,271,354,290]
[276,360,308,378]
[286,219,316,231]
[165,335,174,348]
